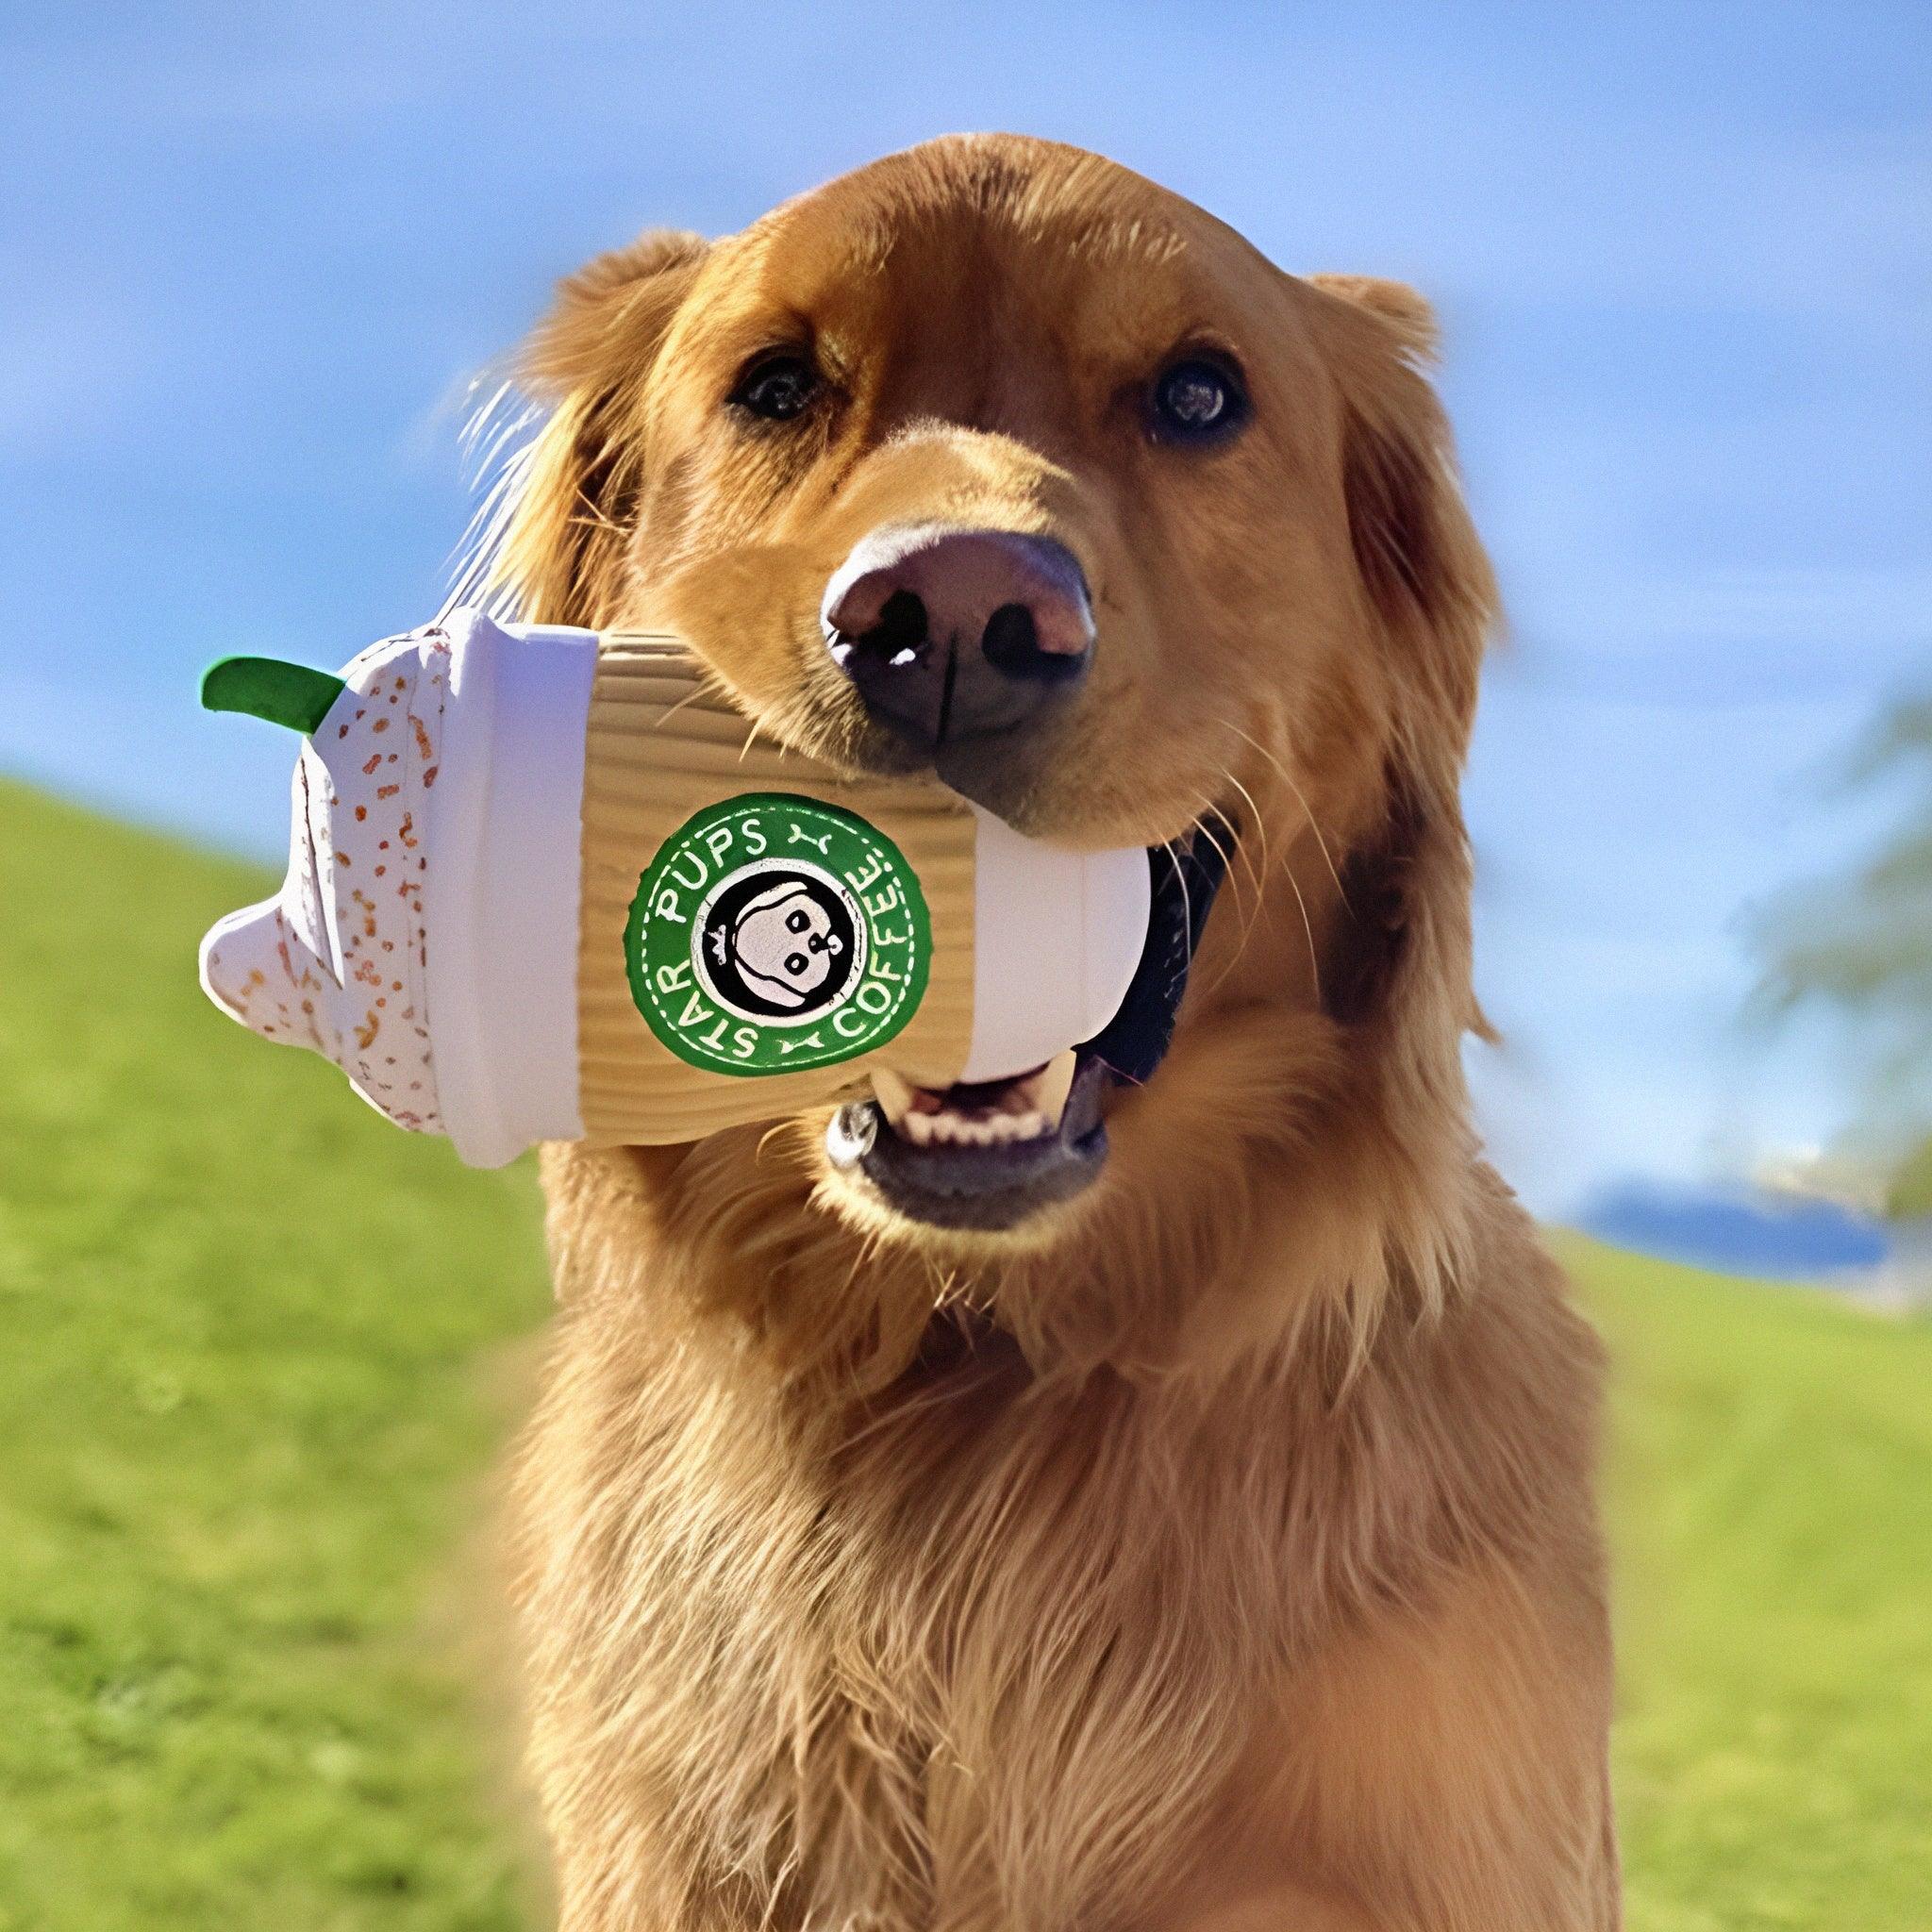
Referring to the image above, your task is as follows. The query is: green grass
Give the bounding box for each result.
[0,780,550,1930]
[1568,1235,1932,1929]
[1,776,1927,1929]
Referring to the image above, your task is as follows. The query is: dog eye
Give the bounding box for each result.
[730,354,820,422]
[1149,358,1249,443]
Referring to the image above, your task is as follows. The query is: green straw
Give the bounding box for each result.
[200,656,347,735]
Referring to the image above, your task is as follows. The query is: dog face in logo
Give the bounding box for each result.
[719,879,844,1009]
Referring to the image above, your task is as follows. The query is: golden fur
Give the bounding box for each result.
[495,136,1617,1930]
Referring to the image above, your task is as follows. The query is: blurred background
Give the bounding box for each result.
[2,4,1925,1927]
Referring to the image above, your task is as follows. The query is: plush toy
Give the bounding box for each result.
[198,609,1150,1165]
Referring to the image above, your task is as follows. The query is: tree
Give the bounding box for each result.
[1754,691,1932,1218]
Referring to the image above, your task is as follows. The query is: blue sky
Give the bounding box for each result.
[4,2,1926,1215]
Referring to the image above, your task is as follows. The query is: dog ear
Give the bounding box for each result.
[497,229,709,625]
[1307,275,1498,1091]
[1306,274,1440,359]
[1306,275,1488,644]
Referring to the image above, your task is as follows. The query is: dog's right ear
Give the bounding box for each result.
[498,228,709,625]
[523,228,709,392]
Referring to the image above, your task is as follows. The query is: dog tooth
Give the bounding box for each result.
[1033,1050,1078,1129]
[1008,1110,1045,1141]
[870,1066,916,1127]
[901,1110,935,1145]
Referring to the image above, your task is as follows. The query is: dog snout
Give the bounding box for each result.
[822,526,1093,752]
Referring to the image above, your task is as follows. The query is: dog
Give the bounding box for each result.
[492,135,1617,1931]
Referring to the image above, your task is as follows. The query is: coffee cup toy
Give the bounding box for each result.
[198,609,1152,1166]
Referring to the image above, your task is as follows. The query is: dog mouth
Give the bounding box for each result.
[824,824,1231,1232]
[825,1049,1109,1231]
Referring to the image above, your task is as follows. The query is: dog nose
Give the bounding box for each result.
[822,527,1094,750]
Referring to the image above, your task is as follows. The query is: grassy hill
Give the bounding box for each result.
[0,780,551,1930]
[1574,1237,1932,1928]
[2,776,1928,1929]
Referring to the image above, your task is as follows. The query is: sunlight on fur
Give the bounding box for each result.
[475,134,1616,1931]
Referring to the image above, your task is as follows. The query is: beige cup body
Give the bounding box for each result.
[575,636,978,1146]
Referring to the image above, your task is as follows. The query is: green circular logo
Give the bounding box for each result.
[624,793,932,1077]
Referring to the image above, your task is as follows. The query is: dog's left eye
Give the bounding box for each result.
[1149,358,1249,443]
[730,354,820,422]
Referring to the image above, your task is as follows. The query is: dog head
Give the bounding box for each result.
[495,136,1495,1349]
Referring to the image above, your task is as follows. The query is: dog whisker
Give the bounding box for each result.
[645,680,716,736]
[1226,720,1349,909]
[1212,762,1323,1006]
[1197,775,1266,925]
[569,484,626,536]
[1159,838,1196,970]
[1215,768,1272,899]
[1182,791,1267,1003]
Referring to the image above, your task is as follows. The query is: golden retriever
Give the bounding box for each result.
[493,134,1617,1931]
